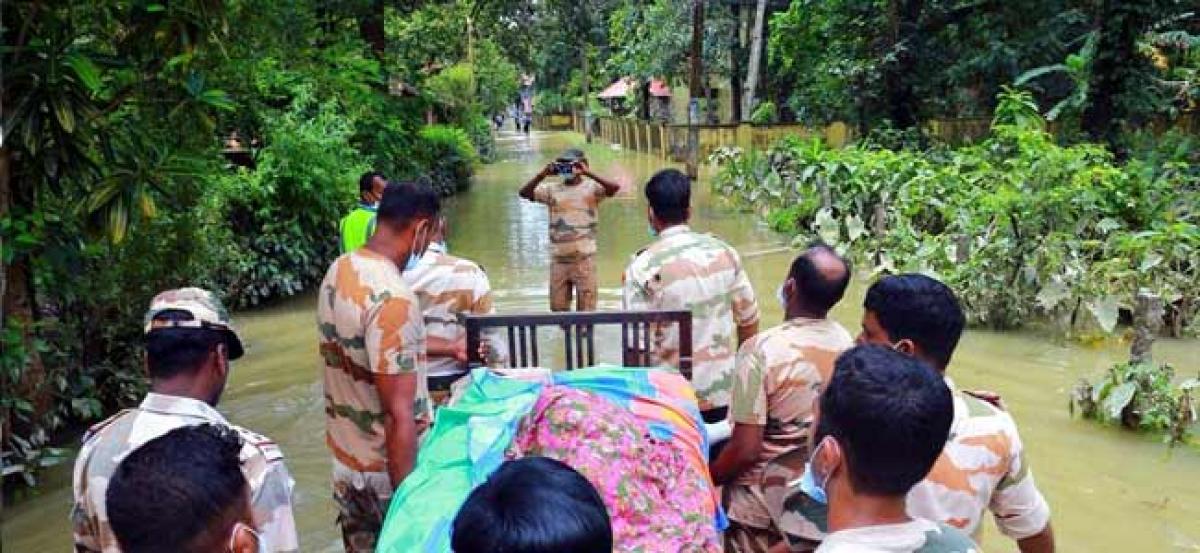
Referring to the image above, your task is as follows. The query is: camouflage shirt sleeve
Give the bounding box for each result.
[622,256,652,310]
[729,335,768,425]
[365,295,422,375]
[532,181,554,204]
[989,412,1052,539]
[241,438,299,552]
[728,247,760,327]
[71,436,103,553]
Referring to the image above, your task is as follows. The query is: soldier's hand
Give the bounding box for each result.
[453,339,469,365]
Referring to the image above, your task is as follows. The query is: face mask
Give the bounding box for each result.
[797,438,833,505]
[776,283,788,310]
[647,224,658,238]
[403,224,429,272]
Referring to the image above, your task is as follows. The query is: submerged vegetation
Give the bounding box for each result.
[1072,362,1198,446]
[711,90,1199,336]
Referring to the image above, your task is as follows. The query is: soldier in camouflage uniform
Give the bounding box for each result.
[765,275,1053,553]
[318,181,438,552]
[402,216,502,406]
[622,169,760,423]
[710,245,853,553]
[519,148,621,311]
[71,287,298,553]
[798,345,979,553]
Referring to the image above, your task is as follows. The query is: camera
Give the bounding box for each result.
[554,161,576,177]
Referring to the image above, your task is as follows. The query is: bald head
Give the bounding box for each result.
[785,242,850,318]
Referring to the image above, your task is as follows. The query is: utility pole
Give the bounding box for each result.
[686,0,704,179]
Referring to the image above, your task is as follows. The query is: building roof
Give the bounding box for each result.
[597,78,671,99]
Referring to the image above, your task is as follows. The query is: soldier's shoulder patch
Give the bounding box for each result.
[232,425,285,463]
[82,408,135,444]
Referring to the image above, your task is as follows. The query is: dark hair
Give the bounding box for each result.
[145,310,226,380]
[863,274,965,369]
[452,457,612,553]
[359,171,385,194]
[789,242,850,314]
[644,169,691,225]
[816,345,952,496]
[107,424,248,553]
[377,180,441,227]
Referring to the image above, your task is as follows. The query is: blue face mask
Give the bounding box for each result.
[798,438,832,505]
[403,225,429,272]
[648,223,658,238]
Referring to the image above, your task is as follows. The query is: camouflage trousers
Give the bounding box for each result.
[550,257,597,312]
[332,464,393,553]
[723,484,783,553]
[723,518,783,553]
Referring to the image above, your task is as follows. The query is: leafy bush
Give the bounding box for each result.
[1072,362,1198,446]
[711,105,1200,335]
[412,125,477,196]
[750,101,778,125]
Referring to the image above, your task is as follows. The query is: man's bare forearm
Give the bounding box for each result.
[383,411,416,489]
[1017,524,1055,553]
[518,171,546,200]
[585,170,621,196]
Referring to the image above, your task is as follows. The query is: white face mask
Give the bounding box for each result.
[776,282,789,310]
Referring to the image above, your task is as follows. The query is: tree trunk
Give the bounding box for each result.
[1130,290,1163,365]
[358,0,386,58]
[0,147,50,432]
[1080,0,1147,152]
[582,44,593,143]
[882,0,922,129]
[742,0,768,121]
[686,0,704,179]
[729,1,746,123]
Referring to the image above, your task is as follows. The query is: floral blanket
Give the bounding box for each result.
[377,366,723,553]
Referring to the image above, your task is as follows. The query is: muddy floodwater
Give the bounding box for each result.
[4,130,1199,552]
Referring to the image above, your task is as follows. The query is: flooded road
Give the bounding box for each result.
[4,130,1199,552]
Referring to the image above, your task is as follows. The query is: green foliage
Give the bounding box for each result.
[711,112,1200,334]
[1,0,495,487]
[208,98,364,307]
[1072,362,1198,446]
[750,101,778,125]
[413,125,478,196]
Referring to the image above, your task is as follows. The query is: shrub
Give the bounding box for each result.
[412,125,477,196]
[750,101,778,124]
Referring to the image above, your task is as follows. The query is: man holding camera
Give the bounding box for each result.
[519,149,621,311]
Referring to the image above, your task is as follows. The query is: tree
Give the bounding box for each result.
[742,0,769,121]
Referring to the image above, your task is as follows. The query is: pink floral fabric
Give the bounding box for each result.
[508,386,721,552]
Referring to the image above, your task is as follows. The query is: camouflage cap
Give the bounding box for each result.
[557,148,586,163]
[143,287,244,359]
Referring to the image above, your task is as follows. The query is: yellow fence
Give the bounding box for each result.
[535,112,1199,162]
[562,116,855,162]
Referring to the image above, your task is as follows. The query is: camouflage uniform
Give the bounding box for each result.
[72,394,298,553]
[816,519,980,553]
[71,287,296,553]
[724,318,853,552]
[764,379,1051,551]
[532,178,609,311]
[402,242,497,406]
[622,225,760,412]
[317,249,431,552]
